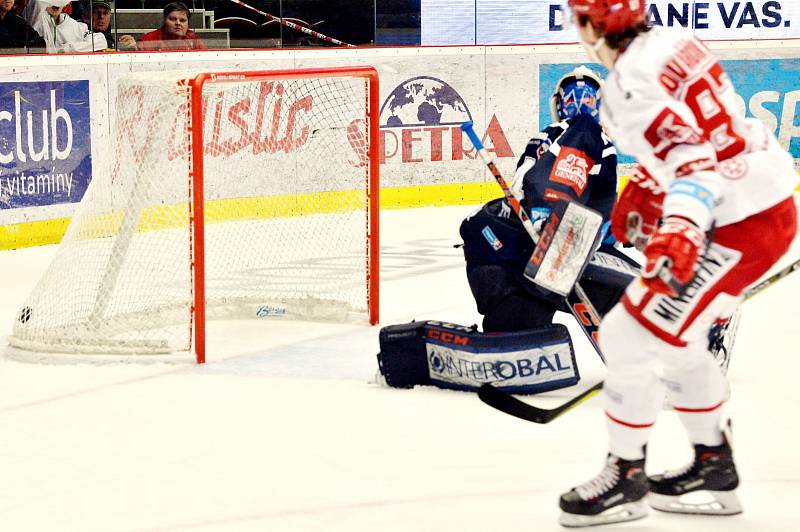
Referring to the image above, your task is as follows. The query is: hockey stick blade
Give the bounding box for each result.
[478,381,603,424]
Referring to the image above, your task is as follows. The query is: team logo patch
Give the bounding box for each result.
[550,146,590,194]
[481,226,503,250]
[718,156,748,180]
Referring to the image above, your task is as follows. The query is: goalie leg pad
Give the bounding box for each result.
[377,321,579,394]
[466,263,559,332]
[580,244,642,318]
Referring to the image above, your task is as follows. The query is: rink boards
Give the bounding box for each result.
[2,41,800,249]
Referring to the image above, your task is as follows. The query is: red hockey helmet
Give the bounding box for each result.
[567,0,647,34]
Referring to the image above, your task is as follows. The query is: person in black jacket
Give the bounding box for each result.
[460,66,632,333]
[0,0,44,51]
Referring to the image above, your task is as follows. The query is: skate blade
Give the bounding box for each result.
[648,489,742,515]
[558,501,648,528]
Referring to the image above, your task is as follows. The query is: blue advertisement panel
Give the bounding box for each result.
[0,80,92,210]
[539,59,800,164]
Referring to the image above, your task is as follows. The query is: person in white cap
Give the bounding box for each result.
[23,0,106,52]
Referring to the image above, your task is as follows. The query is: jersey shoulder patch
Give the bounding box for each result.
[549,146,592,196]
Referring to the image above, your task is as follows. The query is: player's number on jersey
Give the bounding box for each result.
[683,64,746,160]
[646,62,745,162]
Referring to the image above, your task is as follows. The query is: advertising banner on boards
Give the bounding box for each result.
[378,73,520,185]
[0,44,799,250]
[0,80,92,211]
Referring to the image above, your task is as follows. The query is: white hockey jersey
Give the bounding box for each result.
[24,0,107,53]
[601,26,798,229]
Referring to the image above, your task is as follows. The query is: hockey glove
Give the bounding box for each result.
[611,165,665,251]
[641,217,705,297]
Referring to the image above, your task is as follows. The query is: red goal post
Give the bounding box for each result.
[190,67,380,363]
[10,66,380,364]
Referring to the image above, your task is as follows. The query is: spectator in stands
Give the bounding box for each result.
[87,0,134,49]
[24,0,107,52]
[0,0,45,51]
[136,1,206,50]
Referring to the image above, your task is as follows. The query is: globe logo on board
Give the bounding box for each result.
[380,76,472,127]
[377,76,514,165]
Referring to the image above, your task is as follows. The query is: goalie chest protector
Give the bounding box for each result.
[377,321,578,394]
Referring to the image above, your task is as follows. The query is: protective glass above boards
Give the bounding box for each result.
[0,0,421,54]
[5,0,792,55]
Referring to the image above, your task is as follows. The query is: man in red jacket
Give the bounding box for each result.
[136,1,206,51]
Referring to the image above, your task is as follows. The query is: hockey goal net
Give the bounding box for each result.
[10,67,379,363]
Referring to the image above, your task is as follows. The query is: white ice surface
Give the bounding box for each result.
[1,204,799,531]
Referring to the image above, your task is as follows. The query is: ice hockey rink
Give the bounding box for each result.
[1,203,798,532]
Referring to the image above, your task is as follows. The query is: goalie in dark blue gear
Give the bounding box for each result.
[377,67,733,394]
[460,66,633,333]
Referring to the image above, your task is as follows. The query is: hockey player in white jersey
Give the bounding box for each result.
[558,0,799,527]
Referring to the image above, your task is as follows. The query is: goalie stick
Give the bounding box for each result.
[478,254,800,424]
[460,121,543,247]
[478,380,604,424]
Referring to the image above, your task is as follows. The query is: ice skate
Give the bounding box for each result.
[648,434,742,515]
[558,454,649,527]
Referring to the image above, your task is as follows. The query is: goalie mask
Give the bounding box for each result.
[550,66,602,123]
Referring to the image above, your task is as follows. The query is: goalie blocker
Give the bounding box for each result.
[524,200,604,297]
[377,321,579,394]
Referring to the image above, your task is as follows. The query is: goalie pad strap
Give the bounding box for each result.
[377,321,579,395]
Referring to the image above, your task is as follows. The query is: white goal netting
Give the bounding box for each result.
[10,68,378,358]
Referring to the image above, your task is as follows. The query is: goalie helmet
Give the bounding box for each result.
[550,66,602,122]
[567,0,647,34]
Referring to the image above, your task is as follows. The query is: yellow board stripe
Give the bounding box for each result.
[0,217,72,250]
[6,176,793,251]
[0,182,502,251]
[381,181,500,209]
[69,189,372,241]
